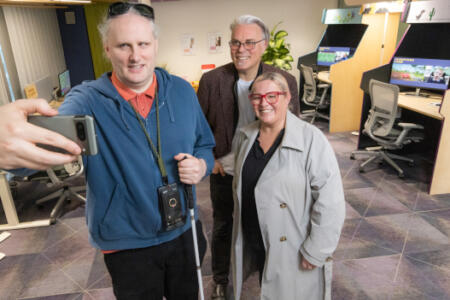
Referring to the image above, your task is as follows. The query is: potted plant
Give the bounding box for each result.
[262,22,294,71]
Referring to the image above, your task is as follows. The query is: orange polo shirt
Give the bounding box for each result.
[102,72,157,255]
[111,71,157,118]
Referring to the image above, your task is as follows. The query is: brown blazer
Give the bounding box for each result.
[197,62,299,159]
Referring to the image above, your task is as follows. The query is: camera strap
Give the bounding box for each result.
[130,91,169,185]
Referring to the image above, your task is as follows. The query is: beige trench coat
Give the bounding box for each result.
[231,111,345,300]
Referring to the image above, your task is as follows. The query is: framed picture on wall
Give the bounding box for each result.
[207,32,223,54]
[181,34,195,56]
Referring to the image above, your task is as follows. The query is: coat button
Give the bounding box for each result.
[280,203,287,208]
[280,236,287,242]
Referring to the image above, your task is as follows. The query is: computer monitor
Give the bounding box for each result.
[389,57,450,92]
[317,46,354,66]
[58,70,71,97]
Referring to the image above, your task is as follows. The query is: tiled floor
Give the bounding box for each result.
[1,120,449,300]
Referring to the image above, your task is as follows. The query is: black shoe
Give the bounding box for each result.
[211,283,227,300]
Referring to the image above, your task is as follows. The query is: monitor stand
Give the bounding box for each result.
[405,88,430,98]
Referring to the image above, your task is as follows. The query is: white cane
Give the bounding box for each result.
[185,183,205,300]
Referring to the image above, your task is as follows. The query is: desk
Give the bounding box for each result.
[0,171,51,230]
[395,92,449,195]
[317,71,332,84]
[428,91,450,195]
[398,94,443,120]
[49,97,65,109]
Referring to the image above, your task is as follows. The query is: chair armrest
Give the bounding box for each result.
[397,123,424,130]
[26,170,50,182]
[393,123,424,147]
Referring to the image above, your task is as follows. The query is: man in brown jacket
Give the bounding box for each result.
[197,15,299,300]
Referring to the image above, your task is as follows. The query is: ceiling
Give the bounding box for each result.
[345,0,397,5]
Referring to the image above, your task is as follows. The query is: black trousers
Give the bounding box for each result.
[246,236,266,285]
[103,220,207,300]
[210,174,234,285]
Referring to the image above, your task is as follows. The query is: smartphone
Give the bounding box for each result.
[28,115,98,155]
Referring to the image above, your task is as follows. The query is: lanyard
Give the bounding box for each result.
[130,91,169,185]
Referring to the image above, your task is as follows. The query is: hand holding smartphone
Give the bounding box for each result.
[28,115,98,155]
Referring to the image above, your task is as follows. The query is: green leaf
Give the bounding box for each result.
[282,63,292,70]
[275,39,284,48]
[262,54,273,62]
[270,21,282,37]
[274,58,284,66]
[274,30,288,40]
[282,55,294,62]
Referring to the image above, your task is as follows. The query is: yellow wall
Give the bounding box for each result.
[84,3,111,79]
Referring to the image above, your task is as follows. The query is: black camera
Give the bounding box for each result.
[76,122,86,141]
[157,183,185,231]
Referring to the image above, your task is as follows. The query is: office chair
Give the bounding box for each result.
[26,156,86,224]
[350,79,424,177]
[299,64,331,124]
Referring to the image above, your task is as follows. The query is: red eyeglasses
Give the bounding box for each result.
[248,91,286,104]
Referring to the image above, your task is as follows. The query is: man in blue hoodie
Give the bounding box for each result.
[57,2,215,299]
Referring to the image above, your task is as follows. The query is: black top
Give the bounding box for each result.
[241,129,285,250]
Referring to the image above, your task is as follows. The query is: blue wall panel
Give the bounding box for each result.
[56,6,95,87]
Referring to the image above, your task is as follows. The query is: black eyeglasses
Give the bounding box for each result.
[229,39,265,50]
[108,2,155,20]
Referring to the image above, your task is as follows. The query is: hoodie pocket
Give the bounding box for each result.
[99,184,161,240]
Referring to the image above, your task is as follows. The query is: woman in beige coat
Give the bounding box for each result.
[231,72,345,300]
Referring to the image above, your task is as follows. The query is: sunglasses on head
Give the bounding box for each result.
[108,2,155,20]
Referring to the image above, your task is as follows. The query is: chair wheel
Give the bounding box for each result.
[350,154,355,160]
[359,167,365,173]
[398,173,404,178]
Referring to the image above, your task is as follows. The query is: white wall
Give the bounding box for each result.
[152,0,338,83]
[0,8,21,104]
[0,55,9,105]
[2,7,66,99]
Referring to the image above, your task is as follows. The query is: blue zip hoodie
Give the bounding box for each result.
[58,68,215,250]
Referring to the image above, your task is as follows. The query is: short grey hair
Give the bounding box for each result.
[252,72,289,93]
[98,8,159,45]
[230,15,270,41]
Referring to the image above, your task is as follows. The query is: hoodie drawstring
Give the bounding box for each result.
[117,99,131,130]
[164,96,175,123]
